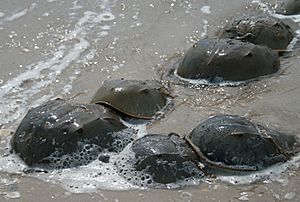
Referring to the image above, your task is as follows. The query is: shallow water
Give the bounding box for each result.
[1,0,300,201]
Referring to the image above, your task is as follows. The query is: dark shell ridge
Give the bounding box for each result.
[186,115,298,173]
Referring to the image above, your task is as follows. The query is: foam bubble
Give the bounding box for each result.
[2,126,300,192]
[114,144,154,188]
[115,136,204,188]
[98,12,116,21]
[0,129,140,192]
[0,121,144,192]
[43,144,103,169]
[111,128,138,153]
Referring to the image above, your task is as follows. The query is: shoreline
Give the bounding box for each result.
[1,0,300,201]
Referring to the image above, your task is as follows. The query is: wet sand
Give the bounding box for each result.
[1,0,300,201]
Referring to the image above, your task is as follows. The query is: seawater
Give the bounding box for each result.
[0,0,117,126]
[0,0,300,195]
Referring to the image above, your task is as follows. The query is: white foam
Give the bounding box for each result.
[0,6,116,125]
[71,0,84,10]
[5,191,21,199]
[0,120,146,193]
[0,154,27,173]
[0,3,37,25]
[251,0,269,12]
[0,12,5,18]
[0,121,203,192]
[219,154,300,185]
[42,12,49,17]
[1,0,300,194]
[200,6,211,14]
[115,138,203,189]
[174,68,246,87]
[285,192,296,200]
[0,131,141,193]
[5,9,28,21]
[121,120,147,139]
[2,122,300,192]
[201,19,209,38]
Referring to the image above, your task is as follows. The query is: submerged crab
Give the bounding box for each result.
[219,15,294,50]
[276,0,300,15]
[185,115,299,174]
[176,38,279,83]
[116,133,203,186]
[91,79,172,120]
[11,99,133,167]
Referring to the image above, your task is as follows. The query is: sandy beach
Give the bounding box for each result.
[1,0,300,201]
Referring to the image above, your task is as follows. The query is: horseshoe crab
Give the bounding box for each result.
[176,38,279,83]
[116,133,203,185]
[276,0,300,15]
[185,115,299,174]
[219,15,294,50]
[91,79,171,120]
[11,99,133,168]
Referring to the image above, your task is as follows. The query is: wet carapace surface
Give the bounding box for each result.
[186,115,299,174]
[275,0,300,15]
[91,79,172,119]
[219,15,294,49]
[11,99,132,168]
[176,38,279,83]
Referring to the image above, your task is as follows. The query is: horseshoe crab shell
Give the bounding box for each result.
[185,115,299,174]
[11,99,130,167]
[117,133,203,185]
[219,15,294,50]
[91,80,171,119]
[177,38,279,83]
[276,0,300,15]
